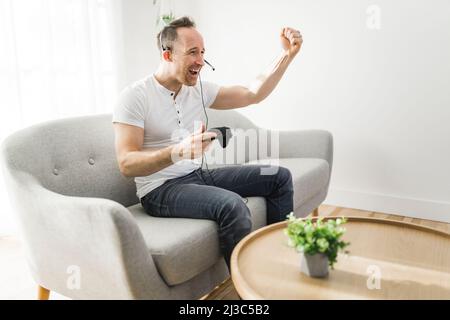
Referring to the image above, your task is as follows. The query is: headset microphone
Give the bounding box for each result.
[204,59,216,71]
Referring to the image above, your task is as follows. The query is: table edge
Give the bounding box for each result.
[230,215,450,300]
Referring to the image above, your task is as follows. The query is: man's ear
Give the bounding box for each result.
[163,50,171,62]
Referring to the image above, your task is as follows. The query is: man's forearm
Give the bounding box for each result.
[248,51,294,104]
[120,145,176,178]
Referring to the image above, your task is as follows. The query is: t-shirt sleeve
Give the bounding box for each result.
[112,86,147,129]
[201,81,221,109]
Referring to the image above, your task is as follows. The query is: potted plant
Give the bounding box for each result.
[284,213,350,278]
[154,0,176,28]
[160,12,175,25]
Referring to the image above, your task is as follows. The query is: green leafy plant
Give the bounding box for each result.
[160,12,175,25]
[284,213,350,268]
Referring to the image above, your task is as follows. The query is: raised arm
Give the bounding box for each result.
[211,27,303,110]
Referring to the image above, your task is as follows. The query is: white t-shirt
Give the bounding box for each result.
[113,74,220,199]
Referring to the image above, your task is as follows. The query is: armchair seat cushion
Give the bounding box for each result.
[128,196,267,286]
[129,206,220,286]
[127,158,329,286]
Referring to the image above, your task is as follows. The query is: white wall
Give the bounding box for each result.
[119,0,200,85]
[124,0,450,222]
[119,0,158,86]
[191,0,450,222]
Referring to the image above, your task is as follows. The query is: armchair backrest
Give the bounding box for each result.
[1,114,138,207]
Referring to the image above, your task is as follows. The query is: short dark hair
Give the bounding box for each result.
[157,16,196,53]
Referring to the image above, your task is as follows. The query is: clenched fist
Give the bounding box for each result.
[280,27,303,57]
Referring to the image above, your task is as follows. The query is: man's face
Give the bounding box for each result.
[169,27,205,86]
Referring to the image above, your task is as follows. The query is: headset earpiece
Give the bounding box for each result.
[163,50,171,61]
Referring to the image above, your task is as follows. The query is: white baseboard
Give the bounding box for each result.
[324,187,450,223]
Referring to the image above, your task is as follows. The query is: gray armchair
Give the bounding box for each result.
[0,109,333,299]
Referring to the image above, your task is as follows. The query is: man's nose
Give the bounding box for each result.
[196,56,205,66]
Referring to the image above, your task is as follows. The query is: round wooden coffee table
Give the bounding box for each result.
[230,217,450,299]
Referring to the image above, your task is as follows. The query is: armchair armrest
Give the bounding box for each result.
[15,182,169,299]
[277,129,333,169]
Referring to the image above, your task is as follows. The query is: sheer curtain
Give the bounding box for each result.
[0,0,125,235]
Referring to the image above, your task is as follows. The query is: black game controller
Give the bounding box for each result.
[203,126,232,148]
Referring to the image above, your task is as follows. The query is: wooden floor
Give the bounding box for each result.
[203,204,450,300]
[1,204,448,300]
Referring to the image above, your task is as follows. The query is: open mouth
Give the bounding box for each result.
[188,68,200,76]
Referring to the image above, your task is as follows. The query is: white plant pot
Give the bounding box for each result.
[300,253,329,278]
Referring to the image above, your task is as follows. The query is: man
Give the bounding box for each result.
[113,16,302,269]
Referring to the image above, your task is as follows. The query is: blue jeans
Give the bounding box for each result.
[140,165,294,269]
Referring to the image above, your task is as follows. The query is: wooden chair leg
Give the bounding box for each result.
[38,285,50,300]
[312,208,319,217]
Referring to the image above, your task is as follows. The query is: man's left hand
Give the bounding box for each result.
[280,27,303,57]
